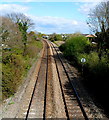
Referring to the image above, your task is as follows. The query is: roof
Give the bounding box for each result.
[85,34,97,38]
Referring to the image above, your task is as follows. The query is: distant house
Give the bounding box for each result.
[85,34,97,42]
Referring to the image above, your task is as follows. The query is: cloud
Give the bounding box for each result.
[78,3,98,15]
[28,15,89,34]
[0,4,29,15]
[31,16,78,26]
[78,0,108,15]
[0,3,90,34]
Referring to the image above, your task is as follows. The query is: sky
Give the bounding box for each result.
[0,0,106,34]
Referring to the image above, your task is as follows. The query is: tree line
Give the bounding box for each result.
[87,1,109,59]
[1,13,34,55]
[1,12,43,99]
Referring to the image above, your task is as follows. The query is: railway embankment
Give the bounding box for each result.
[59,35,109,118]
[2,40,43,118]
[2,39,108,119]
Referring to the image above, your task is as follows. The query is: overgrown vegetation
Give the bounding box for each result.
[58,2,109,115]
[50,1,109,116]
[60,35,91,61]
[49,33,63,42]
[59,34,109,115]
[1,14,43,100]
[2,40,42,99]
[7,13,34,55]
[87,1,109,60]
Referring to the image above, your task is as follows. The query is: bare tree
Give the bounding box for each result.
[87,1,109,59]
[0,16,22,47]
[6,13,34,55]
[7,13,34,29]
[87,1,109,33]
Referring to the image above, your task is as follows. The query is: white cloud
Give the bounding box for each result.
[0,3,90,34]
[78,3,98,15]
[31,16,78,26]
[0,4,29,15]
[78,0,109,15]
[28,15,89,34]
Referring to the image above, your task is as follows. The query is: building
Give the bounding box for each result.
[85,34,97,42]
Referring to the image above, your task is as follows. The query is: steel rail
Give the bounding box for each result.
[50,41,89,120]
[50,41,70,119]
[43,41,49,119]
[25,40,48,120]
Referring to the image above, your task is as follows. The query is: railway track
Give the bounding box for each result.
[50,41,89,119]
[16,40,49,119]
[25,40,48,119]
[15,40,97,119]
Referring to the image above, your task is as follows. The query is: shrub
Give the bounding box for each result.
[77,52,109,88]
[59,34,109,114]
[60,35,91,61]
[59,35,109,85]
[2,54,25,99]
[25,41,42,58]
[2,40,43,100]
[88,54,109,81]
[78,52,99,66]
[49,33,63,42]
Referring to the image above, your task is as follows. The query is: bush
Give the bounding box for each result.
[60,35,91,61]
[2,54,25,99]
[77,52,99,66]
[25,41,42,58]
[87,54,109,81]
[59,34,109,115]
[59,35,109,86]
[49,33,63,42]
[2,40,43,100]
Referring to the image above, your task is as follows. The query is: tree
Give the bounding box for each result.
[0,16,22,47]
[6,13,34,55]
[87,1,109,59]
[49,33,63,42]
[87,1,109,33]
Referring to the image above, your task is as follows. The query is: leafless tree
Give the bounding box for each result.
[6,13,34,29]
[87,1,109,57]
[87,1,109,33]
[0,16,22,47]
[6,13,34,55]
